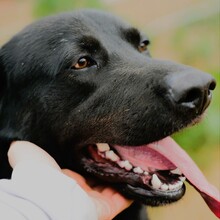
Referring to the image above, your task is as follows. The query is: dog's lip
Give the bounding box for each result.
[121,183,186,206]
[112,137,220,217]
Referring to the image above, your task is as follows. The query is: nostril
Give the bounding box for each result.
[209,80,216,91]
[177,88,202,108]
[207,80,216,100]
[165,71,216,114]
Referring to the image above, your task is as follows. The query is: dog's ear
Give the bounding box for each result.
[0,49,18,151]
[0,52,13,177]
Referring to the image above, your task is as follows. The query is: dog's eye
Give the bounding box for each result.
[72,57,96,70]
[138,40,150,52]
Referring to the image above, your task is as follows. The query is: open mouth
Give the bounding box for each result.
[89,142,186,194]
[81,136,220,217]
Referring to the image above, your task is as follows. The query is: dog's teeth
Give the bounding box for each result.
[117,161,126,168]
[144,171,149,175]
[160,184,169,191]
[105,150,120,162]
[171,181,183,190]
[179,176,186,182]
[170,168,182,175]
[96,143,110,152]
[176,181,183,188]
[133,167,144,174]
[118,160,133,171]
[124,160,133,171]
[168,184,176,190]
[151,174,162,189]
[168,181,183,191]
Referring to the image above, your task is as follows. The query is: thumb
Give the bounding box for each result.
[8,141,61,171]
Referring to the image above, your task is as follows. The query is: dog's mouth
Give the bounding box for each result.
[81,137,219,217]
[87,141,186,203]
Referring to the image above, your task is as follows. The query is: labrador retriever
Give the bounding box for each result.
[0,10,219,220]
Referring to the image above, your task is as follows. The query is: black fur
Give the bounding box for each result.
[0,10,215,220]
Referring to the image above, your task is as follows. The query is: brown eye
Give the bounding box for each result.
[73,57,89,69]
[138,40,150,52]
[72,57,96,70]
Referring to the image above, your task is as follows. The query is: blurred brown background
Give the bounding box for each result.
[0,0,219,219]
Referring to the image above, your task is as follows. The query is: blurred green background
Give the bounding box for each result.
[0,0,219,219]
[33,0,103,17]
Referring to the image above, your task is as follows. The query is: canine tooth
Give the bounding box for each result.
[105,150,120,162]
[133,167,144,174]
[96,143,110,152]
[170,168,182,175]
[151,174,162,189]
[160,184,169,191]
[179,176,186,182]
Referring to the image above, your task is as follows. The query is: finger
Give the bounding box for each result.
[8,141,61,171]
[62,169,86,183]
[62,169,91,191]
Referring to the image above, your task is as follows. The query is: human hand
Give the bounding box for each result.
[63,169,133,220]
[8,141,132,220]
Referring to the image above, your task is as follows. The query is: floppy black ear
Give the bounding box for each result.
[0,49,13,178]
[0,48,23,142]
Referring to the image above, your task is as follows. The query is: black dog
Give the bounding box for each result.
[0,10,217,220]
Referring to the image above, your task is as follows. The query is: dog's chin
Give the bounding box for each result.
[119,183,185,206]
[79,140,186,206]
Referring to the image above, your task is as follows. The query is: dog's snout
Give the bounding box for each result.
[166,71,216,114]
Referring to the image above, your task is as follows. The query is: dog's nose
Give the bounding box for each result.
[166,71,216,114]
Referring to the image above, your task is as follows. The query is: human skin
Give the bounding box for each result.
[8,141,133,220]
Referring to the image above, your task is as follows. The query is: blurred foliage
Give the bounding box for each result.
[33,0,103,17]
[172,14,219,71]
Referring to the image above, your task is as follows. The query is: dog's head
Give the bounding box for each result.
[0,10,219,215]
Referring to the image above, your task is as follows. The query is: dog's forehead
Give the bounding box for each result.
[69,10,148,53]
[26,10,129,35]
[15,10,138,52]
[23,10,144,55]
[64,11,136,47]
[71,10,139,47]
[36,10,136,42]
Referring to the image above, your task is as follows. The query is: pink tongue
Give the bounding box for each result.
[114,137,220,218]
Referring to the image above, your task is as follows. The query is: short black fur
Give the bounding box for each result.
[0,10,216,220]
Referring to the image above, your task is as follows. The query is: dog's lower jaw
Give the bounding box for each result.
[78,142,187,207]
[118,183,185,206]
